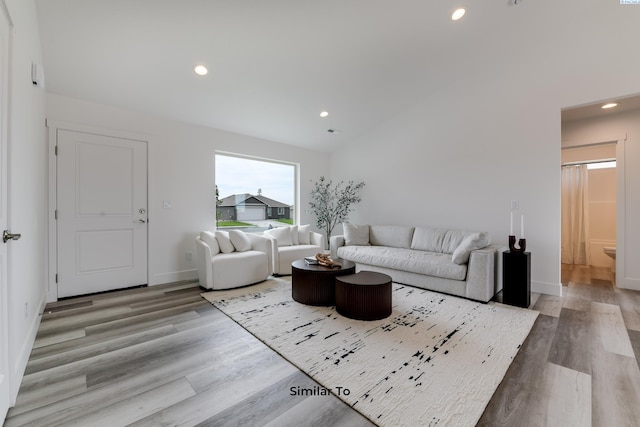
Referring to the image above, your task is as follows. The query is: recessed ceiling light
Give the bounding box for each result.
[452,8,466,20]
[320,111,329,118]
[601,102,618,109]
[194,65,208,76]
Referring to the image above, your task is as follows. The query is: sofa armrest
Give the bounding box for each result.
[330,235,345,259]
[465,244,500,302]
[195,236,213,288]
[247,234,274,276]
[310,231,324,249]
[264,234,281,274]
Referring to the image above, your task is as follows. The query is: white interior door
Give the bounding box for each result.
[57,130,148,298]
[0,4,10,420]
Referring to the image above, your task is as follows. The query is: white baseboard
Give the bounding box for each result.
[150,269,198,285]
[532,281,563,297]
[11,293,46,404]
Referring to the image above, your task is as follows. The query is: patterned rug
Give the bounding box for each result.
[202,277,538,426]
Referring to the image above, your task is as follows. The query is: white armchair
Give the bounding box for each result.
[263,225,323,275]
[195,230,273,290]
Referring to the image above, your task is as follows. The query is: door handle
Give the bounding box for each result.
[3,230,21,243]
[135,219,147,224]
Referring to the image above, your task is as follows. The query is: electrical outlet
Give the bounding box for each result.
[186,251,193,261]
[511,200,519,210]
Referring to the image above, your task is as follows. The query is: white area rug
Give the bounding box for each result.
[203,277,538,426]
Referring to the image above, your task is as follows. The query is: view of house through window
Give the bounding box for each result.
[215,154,296,232]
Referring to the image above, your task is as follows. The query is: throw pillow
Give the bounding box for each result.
[297,224,311,245]
[215,230,235,254]
[343,223,370,246]
[264,226,292,247]
[290,225,299,245]
[200,231,220,255]
[228,230,251,252]
[452,232,490,264]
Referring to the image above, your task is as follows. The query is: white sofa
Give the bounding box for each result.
[330,224,500,302]
[196,230,272,290]
[264,225,324,275]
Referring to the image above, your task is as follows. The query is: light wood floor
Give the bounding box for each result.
[4,265,640,426]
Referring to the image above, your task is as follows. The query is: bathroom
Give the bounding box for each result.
[560,95,640,288]
[561,143,617,282]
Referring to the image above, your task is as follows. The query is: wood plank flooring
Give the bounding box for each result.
[4,264,640,426]
[479,264,640,427]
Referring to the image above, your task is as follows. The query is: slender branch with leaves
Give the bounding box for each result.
[309,176,365,248]
[215,185,222,226]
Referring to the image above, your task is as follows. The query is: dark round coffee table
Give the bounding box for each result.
[291,258,356,306]
[335,271,392,320]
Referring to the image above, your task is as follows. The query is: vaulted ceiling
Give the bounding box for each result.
[35,1,640,151]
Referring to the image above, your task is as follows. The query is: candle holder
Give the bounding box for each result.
[508,235,526,254]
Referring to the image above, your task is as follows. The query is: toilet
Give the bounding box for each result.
[603,247,616,284]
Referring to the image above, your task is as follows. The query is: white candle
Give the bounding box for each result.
[510,212,513,235]
[520,214,524,239]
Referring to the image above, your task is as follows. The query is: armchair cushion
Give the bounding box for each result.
[290,225,299,245]
[297,224,311,244]
[229,230,251,252]
[264,226,293,247]
[200,231,220,255]
[262,225,324,274]
[215,231,235,253]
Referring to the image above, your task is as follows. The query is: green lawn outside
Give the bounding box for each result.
[216,219,293,227]
[217,221,255,227]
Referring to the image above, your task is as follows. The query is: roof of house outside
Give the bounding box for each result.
[219,193,290,208]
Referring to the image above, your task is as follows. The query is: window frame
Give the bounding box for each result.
[215,152,299,228]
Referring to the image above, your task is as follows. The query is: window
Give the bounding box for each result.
[587,161,616,170]
[215,154,296,232]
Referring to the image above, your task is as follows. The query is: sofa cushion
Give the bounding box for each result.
[411,227,477,254]
[337,245,467,281]
[200,231,220,255]
[297,224,311,245]
[264,226,293,247]
[343,223,370,246]
[228,230,252,252]
[452,232,490,264]
[215,231,235,254]
[369,225,414,249]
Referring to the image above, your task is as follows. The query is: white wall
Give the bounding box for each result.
[45,93,331,288]
[331,0,640,296]
[563,108,640,290]
[4,0,47,402]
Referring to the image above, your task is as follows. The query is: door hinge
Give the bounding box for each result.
[54,209,57,220]
[55,145,58,156]
[55,274,58,283]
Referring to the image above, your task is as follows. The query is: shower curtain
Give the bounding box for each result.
[561,164,590,265]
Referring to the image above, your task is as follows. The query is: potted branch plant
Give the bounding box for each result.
[309,176,365,249]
